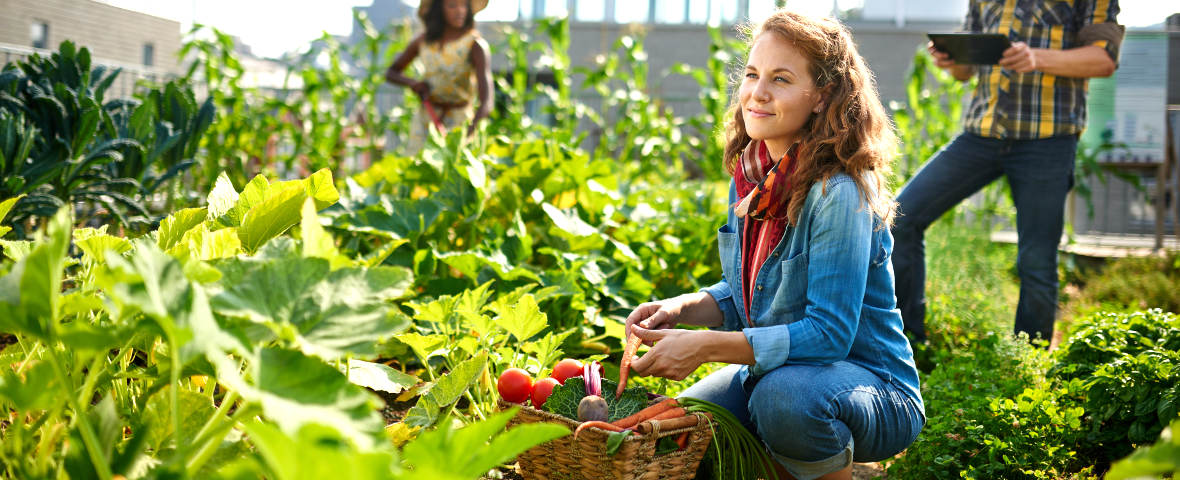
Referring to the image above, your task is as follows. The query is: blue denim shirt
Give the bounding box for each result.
[702,173,924,410]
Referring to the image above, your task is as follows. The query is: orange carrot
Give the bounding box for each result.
[617,332,643,397]
[611,398,678,429]
[573,421,625,439]
[647,407,686,422]
[675,431,689,450]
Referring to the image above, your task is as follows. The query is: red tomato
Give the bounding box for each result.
[497,368,533,404]
[531,377,560,409]
[550,359,583,384]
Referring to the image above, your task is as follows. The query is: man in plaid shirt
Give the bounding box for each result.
[892,0,1124,345]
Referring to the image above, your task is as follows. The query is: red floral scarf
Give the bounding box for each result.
[734,140,797,325]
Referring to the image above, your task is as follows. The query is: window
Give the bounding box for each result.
[615,1,650,23]
[142,43,155,67]
[30,21,49,49]
[687,0,709,24]
[654,0,687,23]
[541,0,568,18]
[575,0,606,22]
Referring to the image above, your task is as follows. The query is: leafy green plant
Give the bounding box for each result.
[0,41,212,236]
[1106,418,1180,480]
[1050,309,1180,467]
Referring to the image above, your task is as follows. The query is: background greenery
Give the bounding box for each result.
[0,13,1177,480]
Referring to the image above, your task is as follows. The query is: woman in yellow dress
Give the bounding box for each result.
[384,0,493,150]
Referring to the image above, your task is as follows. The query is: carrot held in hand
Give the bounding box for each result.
[611,398,678,429]
[574,421,626,439]
[617,332,644,397]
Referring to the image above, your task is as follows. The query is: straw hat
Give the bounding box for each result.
[418,0,489,20]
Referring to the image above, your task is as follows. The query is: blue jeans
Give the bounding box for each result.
[679,363,924,480]
[891,132,1077,342]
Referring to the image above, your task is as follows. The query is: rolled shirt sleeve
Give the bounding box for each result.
[741,180,871,376]
[702,280,743,332]
[1077,0,1124,63]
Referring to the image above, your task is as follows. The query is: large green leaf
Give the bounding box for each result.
[231,421,399,480]
[0,194,25,237]
[435,250,541,284]
[0,207,71,340]
[488,293,547,342]
[238,183,307,254]
[238,347,385,450]
[0,360,62,411]
[347,359,420,395]
[401,408,568,479]
[300,197,350,269]
[392,332,447,364]
[403,352,488,428]
[332,198,443,241]
[168,223,242,261]
[158,207,208,250]
[74,227,132,264]
[215,174,269,229]
[211,256,412,359]
[206,172,239,222]
[141,387,218,455]
[303,168,340,210]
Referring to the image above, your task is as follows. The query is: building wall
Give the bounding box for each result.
[0,0,182,73]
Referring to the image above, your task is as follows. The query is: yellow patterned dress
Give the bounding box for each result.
[408,29,486,150]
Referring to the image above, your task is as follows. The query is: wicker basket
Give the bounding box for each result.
[501,400,714,480]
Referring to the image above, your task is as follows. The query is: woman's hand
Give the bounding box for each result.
[627,326,707,381]
[625,297,688,340]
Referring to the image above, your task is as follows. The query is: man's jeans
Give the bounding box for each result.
[891,132,1076,343]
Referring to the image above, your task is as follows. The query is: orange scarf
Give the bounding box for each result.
[735,140,796,325]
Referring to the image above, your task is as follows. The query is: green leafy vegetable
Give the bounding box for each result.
[543,376,648,423]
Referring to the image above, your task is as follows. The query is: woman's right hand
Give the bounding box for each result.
[625,297,686,342]
[411,81,431,98]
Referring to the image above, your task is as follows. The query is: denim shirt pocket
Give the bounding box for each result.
[772,250,808,317]
[717,224,739,287]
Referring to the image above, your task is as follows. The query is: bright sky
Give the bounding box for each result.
[102,0,1177,58]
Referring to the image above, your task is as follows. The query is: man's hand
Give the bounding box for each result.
[627,326,706,381]
[927,41,957,69]
[999,41,1038,73]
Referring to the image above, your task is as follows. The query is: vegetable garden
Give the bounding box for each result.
[1,15,1178,480]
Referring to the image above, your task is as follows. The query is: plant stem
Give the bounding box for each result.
[45,347,112,480]
[185,403,256,473]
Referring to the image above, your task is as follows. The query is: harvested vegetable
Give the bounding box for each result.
[531,377,560,409]
[617,332,643,397]
[681,397,779,480]
[497,368,533,404]
[611,397,678,429]
[646,407,687,422]
[542,376,648,423]
[550,358,583,384]
[573,421,625,439]
[577,361,609,422]
[578,395,609,422]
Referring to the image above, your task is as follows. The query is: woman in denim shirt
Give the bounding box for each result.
[624,11,924,480]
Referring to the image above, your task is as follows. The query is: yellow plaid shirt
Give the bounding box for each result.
[963,0,1122,139]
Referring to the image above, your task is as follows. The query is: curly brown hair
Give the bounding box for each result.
[723,10,897,227]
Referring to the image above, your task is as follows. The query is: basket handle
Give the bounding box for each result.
[636,412,712,435]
